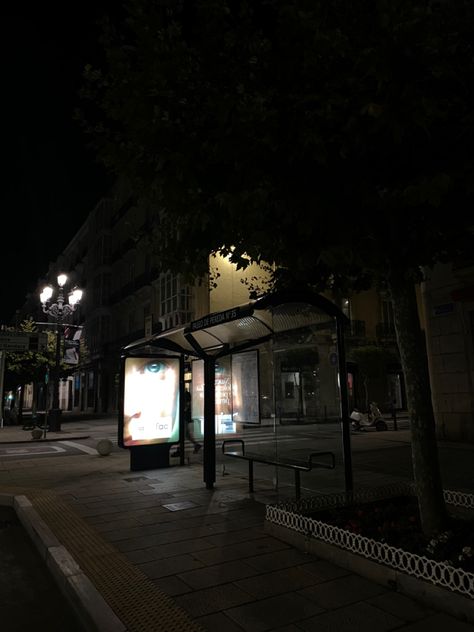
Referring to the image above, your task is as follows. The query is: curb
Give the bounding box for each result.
[1,493,127,632]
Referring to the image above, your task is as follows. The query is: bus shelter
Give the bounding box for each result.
[120,290,353,495]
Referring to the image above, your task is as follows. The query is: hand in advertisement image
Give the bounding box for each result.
[123,358,180,446]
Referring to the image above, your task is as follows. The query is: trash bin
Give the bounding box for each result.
[48,410,62,432]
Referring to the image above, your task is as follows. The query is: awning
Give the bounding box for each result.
[123,289,345,359]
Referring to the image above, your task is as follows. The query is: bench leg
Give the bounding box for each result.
[248,460,254,493]
[294,470,301,499]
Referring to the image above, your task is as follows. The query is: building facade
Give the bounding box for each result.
[21,191,470,433]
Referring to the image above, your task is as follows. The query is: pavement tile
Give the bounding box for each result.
[152,575,193,597]
[124,547,162,564]
[367,591,435,622]
[138,553,205,579]
[178,559,259,590]
[115,534,166,552]
[174,583,253,617]
[200,526,267,547]
[297,601,403,631]
[192,537,289,565]
[142,537,216,560]
[393,613,474,631]
[235,566,321,599]
[225,591,324,631]
[297,574,387,609]
[244,548,314,572]
[195,612,246,631]
[296,559,350,581]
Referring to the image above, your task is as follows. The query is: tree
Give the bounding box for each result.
[4,319,58,420]
[80,0,474,536]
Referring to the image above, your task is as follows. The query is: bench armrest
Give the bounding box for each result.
[222,439,245,455]
[309,451,335,469]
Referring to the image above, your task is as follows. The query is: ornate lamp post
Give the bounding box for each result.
[40,274,83,431]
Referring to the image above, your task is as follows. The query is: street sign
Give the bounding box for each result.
[0,332,48,352]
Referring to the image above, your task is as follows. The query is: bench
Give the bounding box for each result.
[221,439,335,499]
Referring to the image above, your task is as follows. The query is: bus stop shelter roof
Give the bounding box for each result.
[123,290,346,359]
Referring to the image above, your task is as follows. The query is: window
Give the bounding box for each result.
[159,273,193,325]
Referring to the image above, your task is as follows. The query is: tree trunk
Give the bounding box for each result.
[387,268,448,537]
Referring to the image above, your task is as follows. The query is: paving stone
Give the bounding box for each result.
[244,548,314,572]
[152,575,193,597]
[305,600,407,631]
[144,537,216,560]
[192,537,289,565]
[296,559,350,581]
[174,583,253,617]
[368,591,435,622]
[297,574,387,609]
[235,566,320,599]
[200,526,266,547]
[179,560,259,590]
[392,613,474,631]
[138,553,205,579]
[196,612,246,632]
[225,591,324,631]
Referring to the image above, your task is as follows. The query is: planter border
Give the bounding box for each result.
[265,483,474,600]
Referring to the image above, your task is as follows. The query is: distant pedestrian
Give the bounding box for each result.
[184,390,201,453]
[171,390,201,456]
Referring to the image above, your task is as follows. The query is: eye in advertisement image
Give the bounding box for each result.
[122,357,180,447]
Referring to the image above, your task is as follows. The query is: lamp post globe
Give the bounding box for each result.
[40,274,82,432]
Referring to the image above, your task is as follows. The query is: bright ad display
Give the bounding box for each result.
[191,351,260,435]
[215,357,234,433]
[231,351,259,424]
[122,357,180,446]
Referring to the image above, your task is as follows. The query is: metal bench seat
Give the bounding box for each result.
[222,439,335,499]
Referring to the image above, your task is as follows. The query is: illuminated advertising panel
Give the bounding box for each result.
[232,351,260,425]
[191,351,260,434]
[121,356,180,447]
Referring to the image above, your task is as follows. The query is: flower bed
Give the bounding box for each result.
[265,483,474,621]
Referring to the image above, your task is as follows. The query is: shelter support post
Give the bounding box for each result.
[336,316,353,493]
[203,356,216,489]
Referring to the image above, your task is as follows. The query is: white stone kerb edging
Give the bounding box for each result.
[2,495,127,632]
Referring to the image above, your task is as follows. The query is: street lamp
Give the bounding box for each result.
[40,274,83,431]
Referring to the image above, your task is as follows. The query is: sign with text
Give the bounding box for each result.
[0,332,48,352]
[120,356,181,447]
[188,305,253,333]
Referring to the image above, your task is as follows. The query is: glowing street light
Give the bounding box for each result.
[40,274,83,431]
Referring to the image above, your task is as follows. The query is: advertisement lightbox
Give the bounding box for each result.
[120,356,181,447]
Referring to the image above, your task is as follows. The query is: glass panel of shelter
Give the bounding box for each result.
[188,306,345,502]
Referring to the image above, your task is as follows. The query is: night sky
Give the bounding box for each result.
[1,2,115,324]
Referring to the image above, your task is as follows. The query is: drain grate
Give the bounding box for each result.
[162,500,198,511]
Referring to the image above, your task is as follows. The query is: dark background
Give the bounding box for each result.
[1,2,115,323]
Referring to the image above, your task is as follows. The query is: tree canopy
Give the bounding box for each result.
[80,0,474,537]
[80,0,473,289]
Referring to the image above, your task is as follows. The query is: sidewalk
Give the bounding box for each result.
[1,421,473,631]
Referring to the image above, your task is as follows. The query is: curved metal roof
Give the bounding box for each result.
[122,290,347,358]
